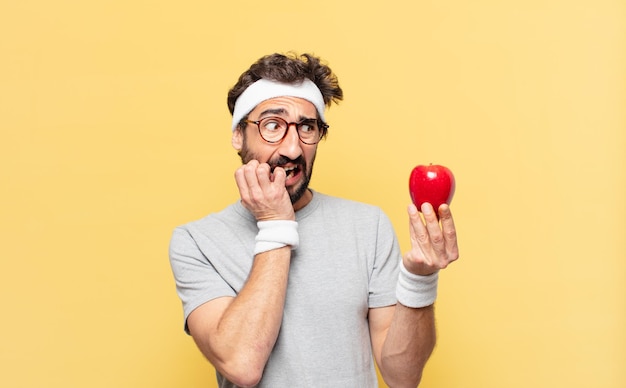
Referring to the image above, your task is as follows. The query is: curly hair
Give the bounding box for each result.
[227,52,343,117]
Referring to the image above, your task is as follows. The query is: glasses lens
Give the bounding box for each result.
[258,117,322,144]
[259,117,288,142]
[297,119,320,144]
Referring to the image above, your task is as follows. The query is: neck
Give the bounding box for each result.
[292,189,313,212]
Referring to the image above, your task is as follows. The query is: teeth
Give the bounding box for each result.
[282,166,297,178]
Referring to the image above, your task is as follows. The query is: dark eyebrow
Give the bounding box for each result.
[258,108,287,118]
[257,108,317,123]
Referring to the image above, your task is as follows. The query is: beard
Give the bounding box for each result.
[238,143,315,205]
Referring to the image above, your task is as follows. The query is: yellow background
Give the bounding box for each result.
[1,0,624,387]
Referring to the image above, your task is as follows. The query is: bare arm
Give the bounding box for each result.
[370,304,436,387]
[371,202,458,387]
[187,246,291,387]
[187,160,295,387]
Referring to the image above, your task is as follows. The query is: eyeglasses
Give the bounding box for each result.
[245,116,329,145]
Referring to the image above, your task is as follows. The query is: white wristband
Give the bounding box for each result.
[254,220,299,255]
[396,261,439,308]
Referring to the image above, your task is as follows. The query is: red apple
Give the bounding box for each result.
[409,164,456,213]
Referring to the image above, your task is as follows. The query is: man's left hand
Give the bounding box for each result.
[403,203,459,276]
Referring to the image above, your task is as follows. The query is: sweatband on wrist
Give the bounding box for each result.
[396,261,439,308]
[254,220,299,256]
[231,78,326,131]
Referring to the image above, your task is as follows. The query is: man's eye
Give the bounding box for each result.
[262,120,282,131]
[299,121,316,133]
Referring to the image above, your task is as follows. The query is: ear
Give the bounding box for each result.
[231,128,243,151]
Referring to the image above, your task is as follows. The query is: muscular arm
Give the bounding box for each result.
[187,246,291,387]
[371,202,458,387]
[187,160,295,387]
[370,305,436,387]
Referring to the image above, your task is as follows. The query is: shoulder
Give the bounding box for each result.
[314,192,383,214]
[171,202,256,246]
[176,201,253,232]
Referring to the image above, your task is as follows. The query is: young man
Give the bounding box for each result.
[169,53,459,388]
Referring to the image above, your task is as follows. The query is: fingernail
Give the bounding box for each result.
[408,204,418,215]
[422,203,433,214]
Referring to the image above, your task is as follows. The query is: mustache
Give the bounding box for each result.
[268,155,306,172]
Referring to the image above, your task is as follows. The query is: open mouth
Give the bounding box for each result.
[283,165,300,179]
[271,164,301,181]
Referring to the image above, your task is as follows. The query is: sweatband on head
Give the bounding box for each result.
[396,261,439,308]
[231,78,326,131]
[254,220,300,256]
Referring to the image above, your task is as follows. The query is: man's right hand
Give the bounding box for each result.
[234,160,295,221]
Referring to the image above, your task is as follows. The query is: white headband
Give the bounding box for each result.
[231,78,326,131]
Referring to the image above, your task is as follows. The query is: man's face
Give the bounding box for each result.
[232,96,320,209]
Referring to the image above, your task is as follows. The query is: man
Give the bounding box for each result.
[169,52,459,388]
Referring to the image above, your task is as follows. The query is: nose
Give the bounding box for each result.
[277,124,303,159]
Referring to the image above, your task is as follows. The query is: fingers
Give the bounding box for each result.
[234,160,294,221]
[234,160,254,201]
[236,160,272,201]
[408,204,429,250]
[405,202,459,274]
[270,166,286,186]
[421,203,446,256]
[438,204,458,259]
[237,160,285,188]
[253,162,272,192]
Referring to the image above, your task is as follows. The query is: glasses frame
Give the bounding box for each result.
[244,117,329,145]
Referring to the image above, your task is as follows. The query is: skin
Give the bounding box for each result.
[186,96,459,387]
